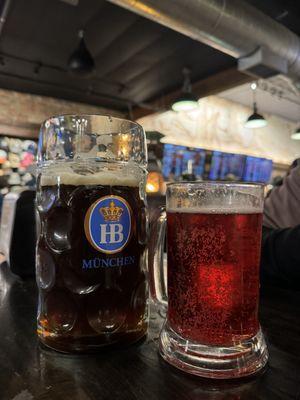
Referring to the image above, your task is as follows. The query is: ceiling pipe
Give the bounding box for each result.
[107,0,300,79]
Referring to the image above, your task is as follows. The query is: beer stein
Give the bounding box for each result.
[36,115,148,353]
[151,182,268,378]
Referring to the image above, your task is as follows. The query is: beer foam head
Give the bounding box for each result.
[166,182,264,214]
[40,163,142,187]
[167,206,262,214]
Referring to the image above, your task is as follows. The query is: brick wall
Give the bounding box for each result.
[0,88,123,138]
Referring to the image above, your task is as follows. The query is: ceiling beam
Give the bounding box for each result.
[132,67,252,120]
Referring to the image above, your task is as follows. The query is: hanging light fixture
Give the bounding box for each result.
[291,126,300,140]
[291,103,300,139]
[171,68,198,112]
[67,30,95,76]
[244,82,267,129]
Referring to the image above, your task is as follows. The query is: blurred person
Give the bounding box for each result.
[270,175,283,188]
[263,158,300,229]
[261,159,300,289]
[261,224,300,290]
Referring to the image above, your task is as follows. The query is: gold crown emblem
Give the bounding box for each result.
[100,200,123,222]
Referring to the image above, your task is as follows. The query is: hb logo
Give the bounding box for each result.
[99,201,124,244]
[100,223,124,244]
[84,196,132,254]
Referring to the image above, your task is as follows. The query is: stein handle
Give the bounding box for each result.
[149,206,167,309]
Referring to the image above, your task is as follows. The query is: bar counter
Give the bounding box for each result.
[0,263,299,400]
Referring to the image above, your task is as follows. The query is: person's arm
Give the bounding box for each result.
[263,164,300,229]
[261,226,300,290]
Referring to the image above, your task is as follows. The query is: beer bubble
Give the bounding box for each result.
[187,188,196,196]
[43,291,77,333]
[36,248,56,290]
[45,206,72,252]
[87,288,126,333]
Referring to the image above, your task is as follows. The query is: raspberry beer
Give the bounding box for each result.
[36,115,148,352]
[154,182,268,378]
[167,210,262,346]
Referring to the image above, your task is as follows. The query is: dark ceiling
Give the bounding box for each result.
[245,0,300,36]
[1,0,300,112]
[0,0,235,111]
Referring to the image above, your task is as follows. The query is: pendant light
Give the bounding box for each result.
[291,126,300,140]
[291,104,300,139]
[171,68,198,112]
[67,30,95,76]
[244,83,267,129]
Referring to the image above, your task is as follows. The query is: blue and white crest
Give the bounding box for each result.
[84,195,132,254]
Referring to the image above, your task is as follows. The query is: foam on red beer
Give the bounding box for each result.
[167,210,262,346]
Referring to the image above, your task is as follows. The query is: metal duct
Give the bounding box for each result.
[107,0,300,79]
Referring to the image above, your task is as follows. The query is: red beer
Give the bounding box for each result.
[167,211,262,346]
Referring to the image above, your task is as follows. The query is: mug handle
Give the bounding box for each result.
[148,206,168,309]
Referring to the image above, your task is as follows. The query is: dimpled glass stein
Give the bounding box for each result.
[36,115,148,353]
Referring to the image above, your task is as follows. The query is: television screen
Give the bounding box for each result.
[162,144,206,180]
[258,158,273,182]
[242,156,272,183]
[209,151,222,180]
[227,154,245,180]
[193,149,206,178]
[163,145,272,183]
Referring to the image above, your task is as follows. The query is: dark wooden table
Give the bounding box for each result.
[0,263,300,400]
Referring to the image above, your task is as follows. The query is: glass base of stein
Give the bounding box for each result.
[159,321,269,379]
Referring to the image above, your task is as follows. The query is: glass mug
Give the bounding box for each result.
[36,115,148,353]
[151,182,269,378]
